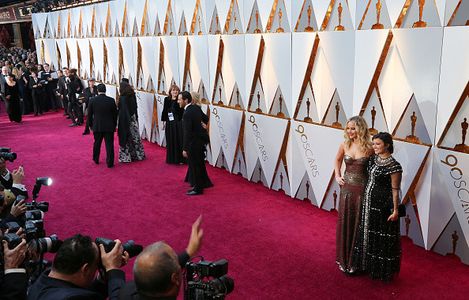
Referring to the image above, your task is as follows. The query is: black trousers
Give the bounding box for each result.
[93,132,114,167]
[187,139,210,192]
[32,93,44,115]
[70,100,84,124]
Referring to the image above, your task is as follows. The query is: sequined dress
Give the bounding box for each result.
[336,155,368,273]
[356,155,403,280]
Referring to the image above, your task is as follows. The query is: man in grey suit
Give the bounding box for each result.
[87,84,118,168]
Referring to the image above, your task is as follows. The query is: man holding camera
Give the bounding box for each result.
[118,216,204,300]
[1,234,28,300]
[28,234,129,300]
[0,155,28,199]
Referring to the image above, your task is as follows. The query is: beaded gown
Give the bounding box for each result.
[355,155,403,280]
[336,155,368,273]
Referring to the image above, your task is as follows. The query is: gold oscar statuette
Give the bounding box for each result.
[405,111,421,143]
[235,89,241,109]
[218,86,224,105]
[454,118,469,153]
[413,0,427,28]
[232,15,239,34]
[332,102,343,128]
[198,15,203,35]
[369,106,378,135]
[255,91,263,113]
[277,94,285,118]
[305,5,314,32]
[201,85,209,104]
[335,3,345,31]
[215,16,221,34]
[304,98,313,123]
[276,8,285,33]
[254,10,262,33]
[372,0,384,30]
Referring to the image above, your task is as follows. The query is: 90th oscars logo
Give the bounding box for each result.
[211,107,229,151]
[441,154,469,224]
[295,125,319,177]
[248,115,268,161]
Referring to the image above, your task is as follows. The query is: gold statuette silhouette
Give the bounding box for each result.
[235,89,241,109]
[276,8,285,33]
[254,10,262,33]
[332,102,343,128]
[305,5,314,32]
[405,111,421,143]
[198,15,203,35]
[372,0,384,29]
[277,94,285,118]
[369,106,378,135]
[335,3,345,31]
[454,118,469,153]
[413,0,427,28]
[232,15,239,34]
[218,86,224,105]
[304,98,313,123]
[255,91,263,113]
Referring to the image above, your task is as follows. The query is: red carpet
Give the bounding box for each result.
[1,111,468,299]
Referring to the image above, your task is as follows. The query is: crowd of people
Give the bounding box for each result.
[335,116,403,281]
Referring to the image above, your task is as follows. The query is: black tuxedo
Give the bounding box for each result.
[28,76,44,115]
[67,76,84,124]
[40,71,58,110]
[88,94,118,167]
[57,76,69,115]
[183,104,211,193]
[0,272,28,300]
[83,86,98,132]
[27,269,125,300]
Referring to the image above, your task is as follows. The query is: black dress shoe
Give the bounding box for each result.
[187,188,195,193]
[82,130,90,135]
[186,190,202,196]
[107,164,114,168]
[93,159,99,165]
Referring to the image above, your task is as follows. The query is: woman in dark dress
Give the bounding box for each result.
[161,84,185,164]
[356,132,403,281]
[334,116,372,274]
[117,81,145,163]
[5,74,22,123]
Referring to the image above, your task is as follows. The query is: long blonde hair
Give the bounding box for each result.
[344,116,372,152]
[190,91,202,107]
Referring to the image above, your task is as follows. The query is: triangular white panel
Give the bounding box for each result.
[400,201,425,247]
[245,113,289,187]
[103,37,119,84]
[393,27,443,143]
[393,140,430,200]
[291,121,343,202]
[439,94,469,150]
[261,34,292,114]
[119,37,136,81]
[66,38,79,69]
[318,31,355,118]
[353,29,389,115]
[34,13,48,38]
[208,106,243,172]
[321,179,340,211]
[161,36,181,87]
[43,39,58,72]
[311,48,336,121]
[362,89,389,133]
[222,35,246,108]
[393,96,432,145]
[436,27,469,141]
[56,39,68,68]
[358,0,392,30]
[77,39,91,78]
[188,35,210,98]
[292,33,316,115]
[436,149,469,247]
[413,147,434,248]
[110,0,126,36]
[287,126,308,199]
[245,34,262,105]
[324,1,354,31]
[432,214,469,265]
[139,37,159,92]
[272,161,291,196]
[400,0,442,28]
[385,0,406,26]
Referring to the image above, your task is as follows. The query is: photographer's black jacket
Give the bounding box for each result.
[0,272,27,300]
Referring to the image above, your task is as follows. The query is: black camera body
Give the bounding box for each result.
[3,233,22,250]
[0,147,17,162]
[95,237,143,258]
[185,259,234,300]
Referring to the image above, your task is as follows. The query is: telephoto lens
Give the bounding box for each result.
[95,238,143,258]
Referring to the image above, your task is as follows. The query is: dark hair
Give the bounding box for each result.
[121,78,129,83]
[134,242,179,296]
[52,234,98,275]
[180,91,192,103]
[372,132,394,154]
[119,81,134,96]
[97,83,106,93]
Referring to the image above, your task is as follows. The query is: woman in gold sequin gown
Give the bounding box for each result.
[334,116,372,274]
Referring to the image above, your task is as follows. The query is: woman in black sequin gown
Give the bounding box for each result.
[356,132,403,281]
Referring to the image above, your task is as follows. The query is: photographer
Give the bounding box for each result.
[0,196,26,229]
[0,235,28,300]
[119,216,203,300]
[28,234,129,300]
[0,157,28,199]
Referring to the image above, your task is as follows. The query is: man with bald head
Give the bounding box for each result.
[119,216,203,300]
[0,66,10,103]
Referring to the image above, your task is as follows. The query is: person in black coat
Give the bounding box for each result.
[28,70,44,116]
[87,84,118,168]
[56,69,69,117]
[40,63,59,111]
[161,84,185,164]
[82,78,98,135]
[27,234,128,300]
[67,68,84,126]
[179,91,212,195]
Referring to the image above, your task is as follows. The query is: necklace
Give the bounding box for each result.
[375,155,393,166]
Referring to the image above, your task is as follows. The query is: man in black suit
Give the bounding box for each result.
[88,84,117,168]
[82,78,98,135]
[56,68,69,117]
[1,236,28,300]
[179,91,211,195]
[28,234,128,300]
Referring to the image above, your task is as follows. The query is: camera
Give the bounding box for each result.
[28,234,63,255]
[25,220,45,241]
[185,259,234,300]
[95,237,143,258]
[2,233,22,250]
[0,147,17,162]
